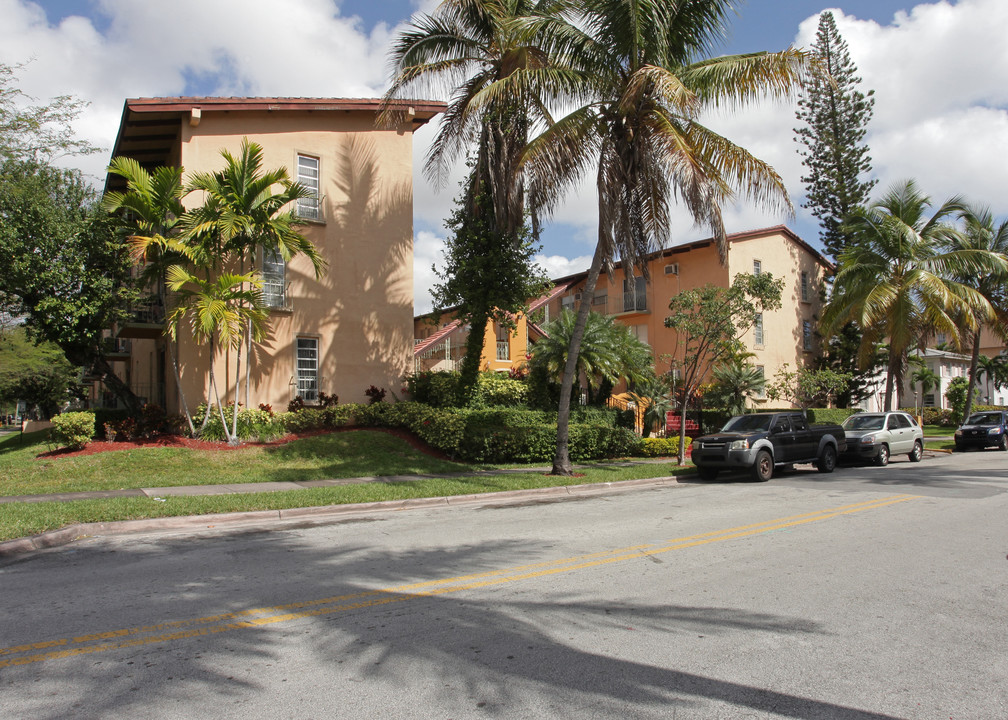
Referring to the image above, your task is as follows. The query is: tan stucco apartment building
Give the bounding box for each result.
[107,97,444,413]
[415,226,832,405]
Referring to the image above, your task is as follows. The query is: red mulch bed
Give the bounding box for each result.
[36,427,454,462]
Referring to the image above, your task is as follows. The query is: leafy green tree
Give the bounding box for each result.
[0,327,80,418]
[530,309,652,407]
[944,205,1008,418]
[766,363,852,410]
[945,376,970,425]
[0,159,138,413]
[664,273,784,463]
[794,11,876,261]
[0,61,98,161]
[628,372,674,438]
[430,180,549,403]
[822,179,1006,411]
[521,0,813,474]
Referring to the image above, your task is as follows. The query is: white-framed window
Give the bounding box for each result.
[261,248,286,308]
[801,271,810,302]
[623,275,646,312]
[803,320,813,351]
[753,259,762,275]
[296,337,319,402]
[561,294,576,311]
[754,313,764,346]
[296,154,320,220]
[630,324,648,345]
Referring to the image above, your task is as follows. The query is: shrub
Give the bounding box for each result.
[475,372,528,407]
[638,436,691,457]
[364,385,387,404]
[279,408,326,433]
[403,371,462,407]
[200,406,286,442]
[318,391,339,408]
[288,396,307,413]
[51,411,96,450]
[138,403,167,438]
[94,408,130,439]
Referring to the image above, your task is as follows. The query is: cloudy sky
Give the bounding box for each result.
[3,0,1007,313]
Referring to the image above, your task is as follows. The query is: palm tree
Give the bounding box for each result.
[520,0,813,473]
[184,139,324,439]
[946,205,1008,418]
[823,179,1006,411]
[103,158,196,433]
[164,266,269,445]
[908,354,939,416]
[384,1,556,399]
[711,360,765,415]
[976,352,1008,406]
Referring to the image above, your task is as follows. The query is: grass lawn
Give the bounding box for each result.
[921,425,957,436]
[0,430,483,496]
[925,440,955,451]
[0,429,693,542]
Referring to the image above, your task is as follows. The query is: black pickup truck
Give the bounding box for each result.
[691,412,847,482]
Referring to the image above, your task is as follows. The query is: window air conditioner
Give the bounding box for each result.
[664,263,679,275]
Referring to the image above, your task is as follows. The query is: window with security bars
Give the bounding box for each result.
[753,259,762,275]
[622,275,646,312]
[803,320,813,351]
[754,313,764,346]
[296,154,320,220]
[261,249,286,308]
[801,271,810,302]
[296,337,318,402]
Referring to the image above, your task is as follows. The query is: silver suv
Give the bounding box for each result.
[841,411,924,466]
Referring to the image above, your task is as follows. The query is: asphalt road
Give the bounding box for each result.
[1,451,1006,719]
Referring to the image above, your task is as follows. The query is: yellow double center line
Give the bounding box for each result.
[0,494,918,668]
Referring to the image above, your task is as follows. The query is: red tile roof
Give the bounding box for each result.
[413,319,462,356]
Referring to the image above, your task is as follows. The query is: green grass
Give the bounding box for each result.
[0,462,691,541]
[0,430,482,496]
[925,440,955,451]
[921,425,957,436]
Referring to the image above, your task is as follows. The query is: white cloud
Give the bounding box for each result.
[3,0,1007,310]
[412,230,447,315]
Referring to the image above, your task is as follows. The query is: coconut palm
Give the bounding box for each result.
[976,352,1008,405]
[823,179,1006,411]
[384,0,556,399]
[946,205,1008,417]
[519,0,813,473]
[184,138,324,439]
[908,354,939,415]
[103,158,196,432]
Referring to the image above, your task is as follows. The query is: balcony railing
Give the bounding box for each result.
[622,291,647,313]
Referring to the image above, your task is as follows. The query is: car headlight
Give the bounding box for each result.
[988,427,1002,435]
[729,439,749,451]
[954,429,962,437]
[860,434,876,444]
[693,441,703,450]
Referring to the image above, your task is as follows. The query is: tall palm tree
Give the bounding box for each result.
[184,139,324,439]
[908,354,939,415]
[520,0,813,473]
[383,0,555,398]
[103,158,197,433]
[976,352,1008,406]
[823,179,1006,411]
[947,205,1008,418]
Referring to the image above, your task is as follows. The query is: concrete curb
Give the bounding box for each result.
[0,475,683,559]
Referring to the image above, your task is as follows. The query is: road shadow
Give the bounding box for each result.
[1,531,903,719]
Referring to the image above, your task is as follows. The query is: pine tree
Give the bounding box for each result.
[795,11,876,260]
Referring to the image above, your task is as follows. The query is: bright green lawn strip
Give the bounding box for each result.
[921,425,956,436]
[0,431,482,496]
[925,440,955,451]
[0,463,691,541]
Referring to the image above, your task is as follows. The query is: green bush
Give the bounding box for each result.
[904,407,956,426]
[475,372,528,406]
[804,407,862,425]
[51,411,96,450]
[94,408,131,439]
[638,436,691,457]
[404,370,463,407]
[279,408,326,433]
[201,406,286,442]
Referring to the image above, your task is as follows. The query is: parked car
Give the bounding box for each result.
[691,412,846,482]
[841,411,924,466]
[954,411,1008,451]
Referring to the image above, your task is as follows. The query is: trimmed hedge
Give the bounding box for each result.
[51,411,96,450]
[639,436,691,457]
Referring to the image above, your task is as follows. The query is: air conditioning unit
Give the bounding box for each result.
[573,292,582,301]
[664,263,679,275]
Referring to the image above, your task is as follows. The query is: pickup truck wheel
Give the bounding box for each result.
[750,450,773,482]
[698,467,719,481]
[999,434,1008,451]
[816,444,837,473]
[909,440,923,462]
[873,444,890,466]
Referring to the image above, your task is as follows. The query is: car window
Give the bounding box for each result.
[792,416,808,431]
[773,418,792,433]
[722,415,773,432]
[896,414,913,429]
[886,416,898,430]
[966,413,1002,425]
[900,413,918,427]
[843,415,884,431]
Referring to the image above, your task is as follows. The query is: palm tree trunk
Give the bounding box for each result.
[208,342,232,444]
[883,346,899,412]
[231,337,242,445]
[552,242,605,475]
[166,336,195,436]
[963,330,981,419]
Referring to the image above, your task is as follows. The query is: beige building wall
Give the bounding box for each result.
[109,98,442,414]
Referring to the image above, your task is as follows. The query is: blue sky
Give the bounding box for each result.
[9,0,1008,312]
